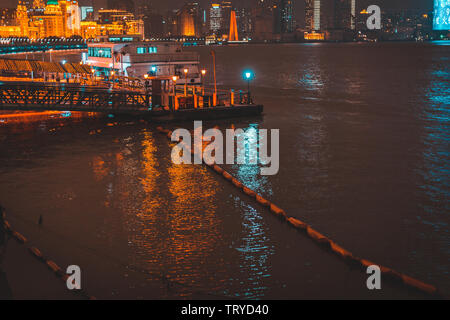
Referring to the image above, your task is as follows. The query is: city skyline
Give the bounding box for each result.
[3,0,435,14]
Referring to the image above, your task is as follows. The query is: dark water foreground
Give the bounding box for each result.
[0,42,448,299]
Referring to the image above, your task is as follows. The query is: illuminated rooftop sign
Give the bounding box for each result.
[433,0,450,30]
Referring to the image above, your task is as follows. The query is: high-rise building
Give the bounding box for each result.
[305,0,328,32]
[334,0,355,30]
[80,6,94,21]
[178,4,196,36]
[60,0,81,37]
[42,1,65,37]
[209,3,222,34]
[16,3,29,36]
[305,0,317,31]
[235,7,252,38]
[277,0,294,33]
[0,8,17,27]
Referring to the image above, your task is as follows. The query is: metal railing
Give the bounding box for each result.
[0,82,151,113]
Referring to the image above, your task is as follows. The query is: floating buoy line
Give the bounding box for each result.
[157,125,443,298]
[0,207,96,300]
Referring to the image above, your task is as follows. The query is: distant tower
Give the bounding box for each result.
[229,10,238,41]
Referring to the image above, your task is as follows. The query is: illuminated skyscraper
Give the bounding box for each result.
[305,0,322,32]
[178,4,196,36]
[43,1,65,37]
[16,3,29,37]
[209,3,222,34]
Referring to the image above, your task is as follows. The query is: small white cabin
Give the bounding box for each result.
[83,40,201,84]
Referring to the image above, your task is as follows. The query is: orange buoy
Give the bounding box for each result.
[213,165,224,174]
[329,241,353,259]
[3,220,11,231]
[401,274,438,295]
[270,203,287,219]
[306,226,330,246]
[287,217,308,230]
[29,247,45,260]
[46,260,62,274]
[222,171,233,181]
[242,186,257,198]
[12,231,27,244]
[255,194,271,207]
[231,178,243,189]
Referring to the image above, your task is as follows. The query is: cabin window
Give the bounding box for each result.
[88,47,112,58]
[137,47,157,54]
[137,47,147,54]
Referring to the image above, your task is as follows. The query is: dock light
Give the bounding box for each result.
[243,70,254,103]
[200,69,207,95]
[244,70,254,81]
[172,76,178,95]
[144,74,149,79]
[151,66,157,73]
[61,59,67,65]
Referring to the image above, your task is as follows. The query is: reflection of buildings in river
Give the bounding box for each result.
[420,68,449,215]
[229,123,275,299]
[165,162,222,286]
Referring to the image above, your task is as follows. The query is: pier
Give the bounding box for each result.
[0,54,262,120]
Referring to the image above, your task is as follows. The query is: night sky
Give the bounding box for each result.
[3,0,435,24]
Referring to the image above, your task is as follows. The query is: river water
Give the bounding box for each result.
[0,42,448,299]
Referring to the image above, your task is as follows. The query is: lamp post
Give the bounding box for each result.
[91,68,95,85]
[243,70,254,104]
[111,70,115,88]
[172,76,177,96]
[183,68,188,96]
[172,75,178,110]
[210,50,217,106]
[201,69,206,95]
